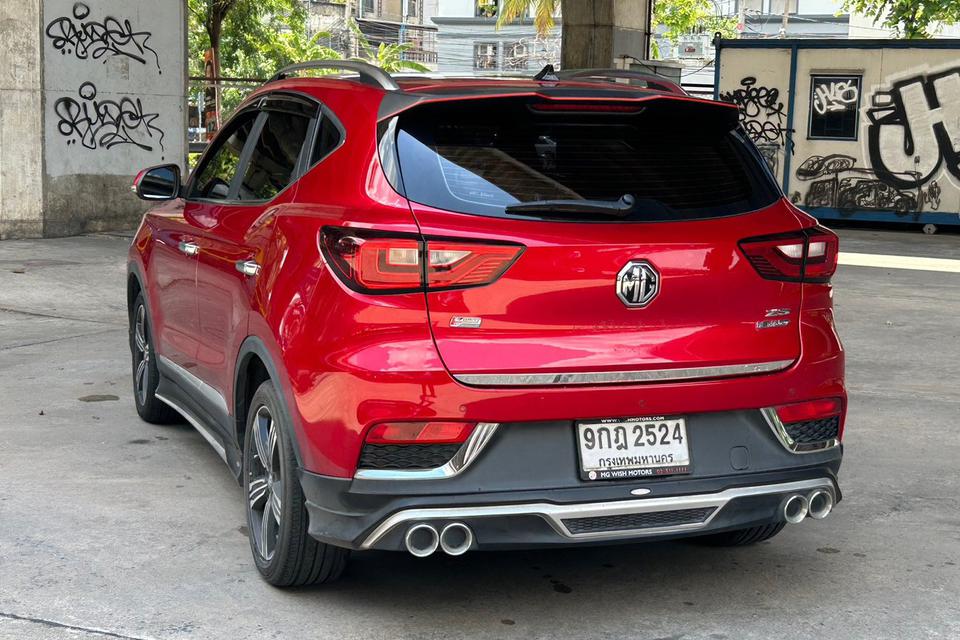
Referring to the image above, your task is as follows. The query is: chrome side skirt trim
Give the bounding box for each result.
[761,407,840,454]
[452,360,796,387]
[354,423,500,480]
[360,478,834,548]
[155,392,228,463]
[156,354,229,416]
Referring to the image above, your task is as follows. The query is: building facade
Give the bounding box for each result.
[715,38,960,229]
[302,0,438,67]
[431,0,561,74]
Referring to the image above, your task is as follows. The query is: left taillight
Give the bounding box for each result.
[739,226,839,283]
[320,227,523,294]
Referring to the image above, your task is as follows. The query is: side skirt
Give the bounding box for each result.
[155,360,242,479]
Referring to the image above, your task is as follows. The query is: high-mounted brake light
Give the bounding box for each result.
[739,226,839,283]
[321,227,523,294]
[365,422,476,445]
[529,102,644,113]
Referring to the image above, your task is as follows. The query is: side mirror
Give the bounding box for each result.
[133,164,181,201]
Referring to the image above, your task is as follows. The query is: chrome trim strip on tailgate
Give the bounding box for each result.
[360,478,834,548]
[452,360,795,387]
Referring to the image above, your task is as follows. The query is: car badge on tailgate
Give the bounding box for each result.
[450,316,482,328]
[616,261,660,308]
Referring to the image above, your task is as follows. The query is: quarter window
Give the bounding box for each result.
[312,114,344,165]
[236,109,312,201]
[190,111,257,200]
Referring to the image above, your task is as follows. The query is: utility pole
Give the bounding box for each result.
[779,0,790,37]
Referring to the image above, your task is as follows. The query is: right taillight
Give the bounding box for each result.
[739,226,838,283]
[320,227,523,294]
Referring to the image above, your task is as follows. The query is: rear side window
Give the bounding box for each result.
[237,109,312,201]
[190,111,258,200]
[392,98,780,221]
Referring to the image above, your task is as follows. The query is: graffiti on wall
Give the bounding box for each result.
[47,2,165,156]
[719,76,794,161]
[812,78,860,115]
[866,66,960,189]
[54,82,165,152]
[794,153,940,213]
[46,2,161,72]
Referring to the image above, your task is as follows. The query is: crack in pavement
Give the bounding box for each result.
[0,327,124,352]
[0,307,125,326]
[0,612,157,640]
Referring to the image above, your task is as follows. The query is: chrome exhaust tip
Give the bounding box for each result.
[783,494,809,524]
[404,523,439,557]
[807,489,834,520]
[439,522,473,556]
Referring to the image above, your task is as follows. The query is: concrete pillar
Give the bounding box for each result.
[0,0,45,239]
[560,0,651,69]
[0,1,187,239]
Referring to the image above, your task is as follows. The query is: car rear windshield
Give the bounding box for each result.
[391,97,780,222]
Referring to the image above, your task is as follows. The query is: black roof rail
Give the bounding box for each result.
[551,68,686,95]
[269,60,400,91]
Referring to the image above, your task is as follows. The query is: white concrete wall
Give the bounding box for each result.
[41,0,187,235]
[718,44,960,221]
[0,0,45,239]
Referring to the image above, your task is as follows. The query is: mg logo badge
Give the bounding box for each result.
[616,261,659,307]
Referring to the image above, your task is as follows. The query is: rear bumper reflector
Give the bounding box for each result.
[452,360,795,387]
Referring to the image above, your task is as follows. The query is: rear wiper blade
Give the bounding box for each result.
[505,194,637,218]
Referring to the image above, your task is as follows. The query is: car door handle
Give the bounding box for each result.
[235,260,261,277]
[178,241,200,257]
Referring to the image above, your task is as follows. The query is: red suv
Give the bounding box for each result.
[128,62,845,586]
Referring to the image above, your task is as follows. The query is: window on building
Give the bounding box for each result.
[474,42,498,70]
[477,0,498,18]
[362,0,375,16]
[808,75,861,140]
[407,0,418,18]
[504,41,528,70]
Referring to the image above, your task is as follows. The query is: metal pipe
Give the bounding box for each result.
[404,524,439,557]
[807,490,834,520]
[439,522,473,556]
[783,494,809,524]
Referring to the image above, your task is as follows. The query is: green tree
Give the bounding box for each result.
[189,1,429,116]
[188,0,308,79]
[842,0,960,38]
[651,0,738,59]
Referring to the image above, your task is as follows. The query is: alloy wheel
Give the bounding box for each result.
[133,305,150,406]
[248,405,283,562]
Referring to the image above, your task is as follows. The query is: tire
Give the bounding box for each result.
[244,380,349,586]
[129,293,179,424]
[691,522,786,547]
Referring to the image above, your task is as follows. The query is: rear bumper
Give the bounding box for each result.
[300,462,842,551]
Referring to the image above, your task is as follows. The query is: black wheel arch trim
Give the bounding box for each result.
[234,336,306,473]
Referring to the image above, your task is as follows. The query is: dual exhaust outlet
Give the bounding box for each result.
[404,522,473,557]
[782,489,834,524]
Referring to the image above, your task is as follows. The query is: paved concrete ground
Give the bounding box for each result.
[1,229,958,640]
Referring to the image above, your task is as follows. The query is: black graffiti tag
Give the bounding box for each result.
[719,76,794,152]
[54,82,165,152]
[866,66,960,189]
[794,153,939,214]
[46,2,161,73]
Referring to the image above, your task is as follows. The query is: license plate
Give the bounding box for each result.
[577,417,691,481]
